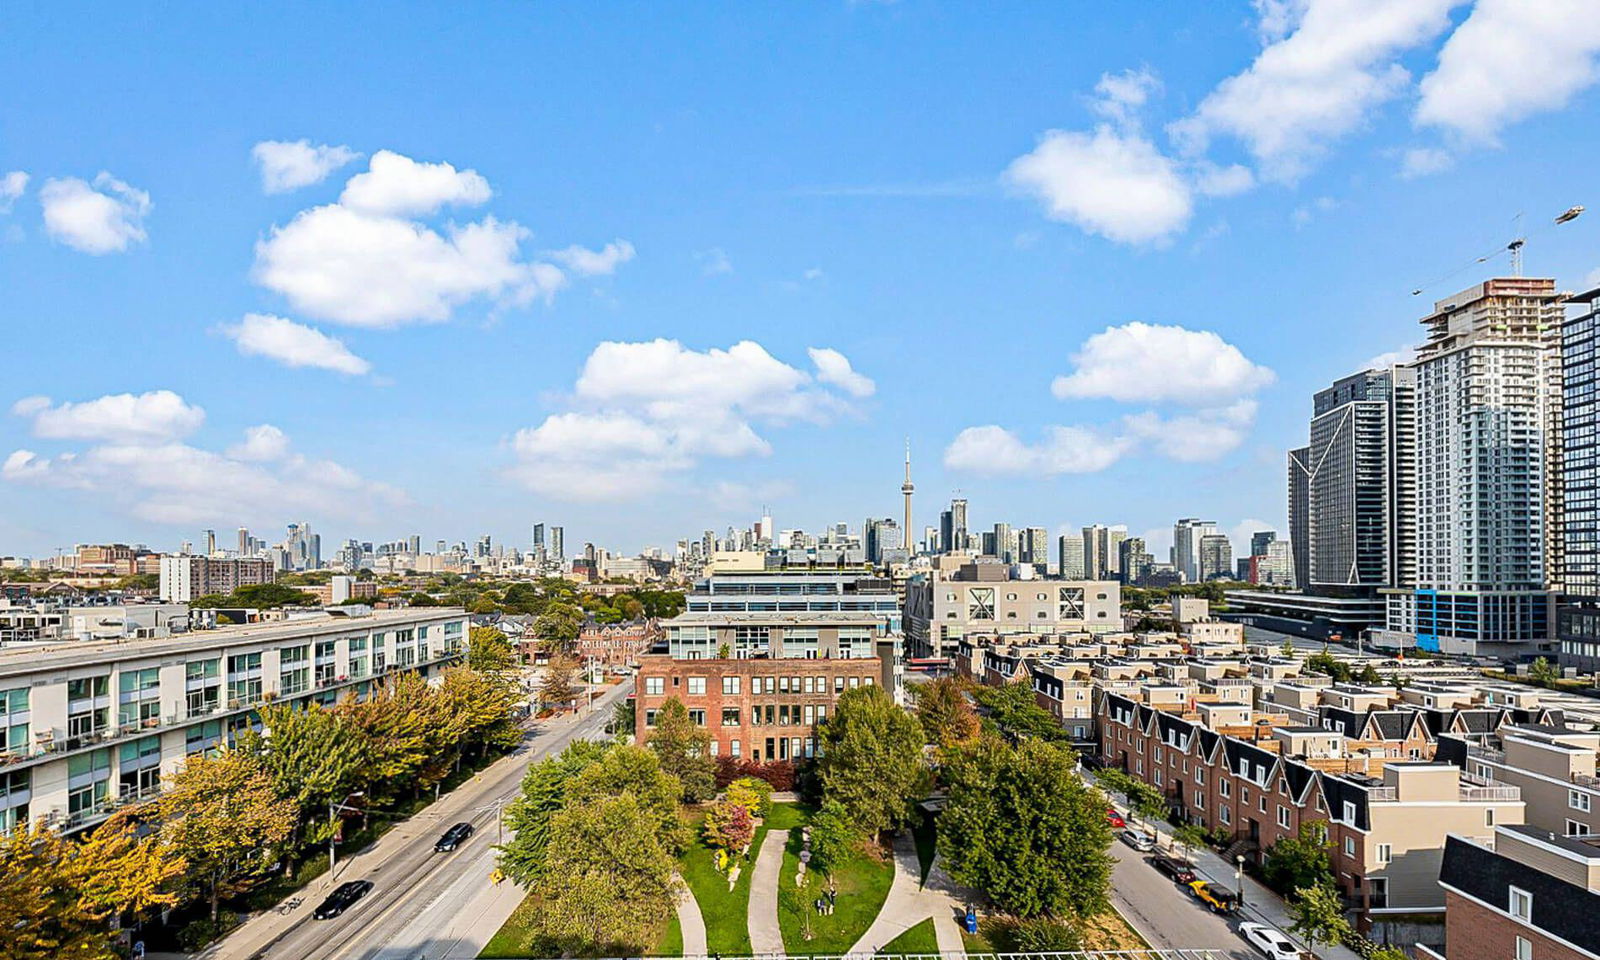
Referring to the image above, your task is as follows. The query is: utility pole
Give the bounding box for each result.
[327,792,364,885]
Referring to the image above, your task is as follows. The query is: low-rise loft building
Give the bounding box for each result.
[903,562,1120,659]
[0,607,468,835]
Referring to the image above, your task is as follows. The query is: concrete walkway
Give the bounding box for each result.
[748,829,790,955]
[848,833,966,954]
[675,876,708,957]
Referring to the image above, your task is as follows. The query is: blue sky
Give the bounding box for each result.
[2,1,1598,560]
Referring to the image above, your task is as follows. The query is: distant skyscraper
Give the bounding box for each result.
[1249,530,1276,558]
[1172,518,1217,583]
[1119,536,1151,585]
[1021,527,1049,568]
[992,522,1013,562]
[1560,287,1600,669]
[237,527,250,556]
[1199,533,1233,582]
[939,498,969,554]
[1057,534,1085,579]
[901,440,915,557]
[1081,525,1124,579]
[532,523,545,549]
[550,526,565,560]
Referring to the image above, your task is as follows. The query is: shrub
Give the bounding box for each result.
[713,756,796,790]
[981,916,1083,952]
[726,777,773,818]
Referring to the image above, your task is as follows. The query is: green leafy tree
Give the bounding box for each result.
[539,654,579,712]
[703,799,756,853]
[913,676,980,749]
[816,684,926,834]
[467,625,517,672]
[565,744,689,855]
[726,776,773,818]
[646,697,717,802]
[1280,639,1296,658]
[1529,656,1558,686]
[1304,651,1352,682]
[807,797,862,875]
[1288,880,1353,948]
[499,741,612,884]
[970,682,1069,742]
[245,701,369,847]
[610,698,637,742]
[157,748,297,919]
[1262,820,1335,896]
[341,674,437,800]
[1358,664,1382,685]
[531,795,681,954]
[1172,823,1208,861]
[940,738,1113,918]
[433,665,523,763]
[188,582,318,609]
[535,602,584,654]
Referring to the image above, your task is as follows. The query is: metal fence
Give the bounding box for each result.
[493,950,1231,960]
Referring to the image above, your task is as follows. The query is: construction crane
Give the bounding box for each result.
[1411,204,1585,295]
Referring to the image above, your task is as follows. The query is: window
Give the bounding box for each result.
[1509,886,1532,921]
[1571,790,1592,813]
[1375,843,1391,864]
[1514,936,1531,960]
[1343,801,1357,824]
[688,677,706,696]
[730,739,741,757]
[722,676,741,695]
[1344,836,1356,858]
[1220,779,1230,798]
[645,677,664,695]
[722,708,741,727]
[1277,806,1290,828]
[1567,819,1586,837]
[1486,808,1497,827]
[687,709,706,726]
[1221,806,1231,825]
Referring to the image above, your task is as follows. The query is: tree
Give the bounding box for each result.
[157,748,297,919]
[726,776,773,818]
[610,698,637,742]
[913,676,980,749]
[807,797,862,875]
[1530,656,1559,687]
[189,582,317,609]
[531,796,680,953]
[1262,820,1335,896]
[816,684,926,834]
[1280,639,1296,658]
[703,799,755,853]
[970,682,1069,742]
[246,702,369,844]
[0,822,111,960]
[1288,880,1353,948]
[1304,651,1352,682]
[66,812,186,924]
[468,625,517,672]
[1172,823,1208,861]
[499,741,612,884]
[1358,664,1382,685]
[565,745,689,855]
[940,738,1113,918]
[340,674,436,799]
[646,697,717,802]
[535,603,584,654]
[539,654,579,712]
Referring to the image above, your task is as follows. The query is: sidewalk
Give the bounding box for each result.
[200,698,613,960]
[848,832,966,955]
[1086,770,1361,960]
[747,829,790,954]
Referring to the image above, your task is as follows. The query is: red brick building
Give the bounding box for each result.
[634,653,891,762]
[1436,826,1600,960]
[575,619,661,668]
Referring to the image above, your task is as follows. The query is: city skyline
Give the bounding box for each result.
[3,4,1599,559]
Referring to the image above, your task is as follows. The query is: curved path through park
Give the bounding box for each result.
[747,829,791,955]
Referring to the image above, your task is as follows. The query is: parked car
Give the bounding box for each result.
[1240,922,1301,960]
[1105,807,1126,828]
[1186,879,1241,914]
[1119,828,1156,852]
[313,880,374,920]
[1148,854,1196,884]
[434,821,475,853]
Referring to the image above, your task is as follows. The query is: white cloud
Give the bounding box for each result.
[1417,0,1600,144]
[1291,195,1338,228]
[808,347,876,398]
[943,424,1135,476]
[696,247,733,276]
[3,395,407,527]
[222,313,372,376]
[1050,322,1275,405]
[507,339,871,501]
[1123,401,1259,462]
[549,240,636,277]
[0,171,26,213]
[1588,266,1600,289]
[1193,162,1256,197]
[1091,67,1161,125]
[39,172,152,254]
[1230,517,1279,548]
[1399,146,1454,178]
[1170,0,1457,183]
[253,150,620,328]
[227,424,290,461]
[252,140,360,193]
[14,390,203,442]
[1006,126,1193,245]
[1362,345,1416,369]
[338,150,492,216]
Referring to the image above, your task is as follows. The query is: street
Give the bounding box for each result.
[1107,837,1250,959]
[208,679,633,960]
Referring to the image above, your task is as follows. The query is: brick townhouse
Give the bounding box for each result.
[1098,691,1523,926]
[1434,825,1600,960]
[574,619,662,669]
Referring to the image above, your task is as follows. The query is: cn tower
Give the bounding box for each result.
[901,438,914,554]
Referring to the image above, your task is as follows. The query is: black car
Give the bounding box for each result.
[434,821,475,853]
[1148,853,1197,884]
[313,880,374,920]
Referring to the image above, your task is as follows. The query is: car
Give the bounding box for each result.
[1119,828,1156,852]
[1148,854,1197,884]
[1240,922,1302,960]
[312,880,374,920]
[434,821,475,853]
[1186,879,1241,914]
[1105,807,1126,828]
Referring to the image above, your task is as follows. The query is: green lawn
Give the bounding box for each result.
[654,910,684,957]
[479,894,544,959]
[876,918,939,955]
[677,802,808,954]
[777,829,896,954]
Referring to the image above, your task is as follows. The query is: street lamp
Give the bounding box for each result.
[1236,854,1246,910]
[328,791,365,885]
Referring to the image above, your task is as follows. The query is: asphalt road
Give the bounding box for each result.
[1107,835,1254,960]
[249,680,633,960]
